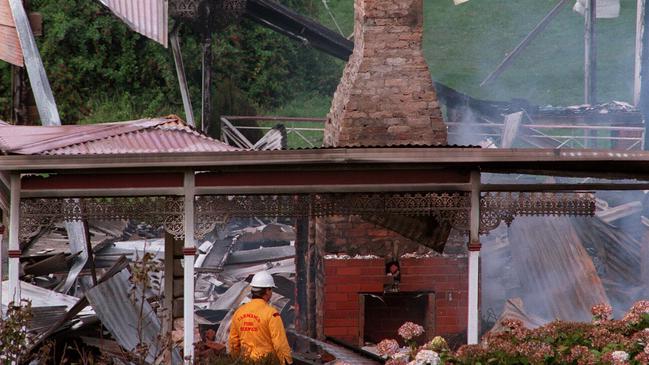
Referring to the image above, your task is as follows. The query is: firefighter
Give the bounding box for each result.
[228,271,293,364]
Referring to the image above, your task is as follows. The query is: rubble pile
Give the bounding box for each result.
[6,218,369,364]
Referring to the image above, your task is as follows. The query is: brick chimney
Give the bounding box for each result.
[323,0,447,147]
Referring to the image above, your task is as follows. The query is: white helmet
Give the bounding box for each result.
[250,271,276,288]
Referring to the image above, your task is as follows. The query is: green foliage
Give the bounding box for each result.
[27,0,179,122]
[0,0,342,125]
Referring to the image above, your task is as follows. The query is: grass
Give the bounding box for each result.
[276,0,640,119]
[77,93,178,124]
[263,92,333,118]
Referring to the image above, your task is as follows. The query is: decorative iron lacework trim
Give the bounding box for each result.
[18,192,594,241]
[194,192,470,218]
[20,197,184,242]
[479,192,595,234]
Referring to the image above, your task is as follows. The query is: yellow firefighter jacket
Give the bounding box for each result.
[228,298,293,364]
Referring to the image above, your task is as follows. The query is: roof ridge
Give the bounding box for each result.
[16,118,175,155]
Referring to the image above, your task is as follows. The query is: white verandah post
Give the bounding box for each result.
[8,174,21,304]
[183,171,196,363]
[467,171,481,345]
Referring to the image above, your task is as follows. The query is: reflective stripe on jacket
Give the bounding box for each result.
[228,298,293,364]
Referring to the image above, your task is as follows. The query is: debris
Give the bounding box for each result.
[596,201,643,223]
[85,268,181,363]
[489,298,545,333]
[56,221,90,294]
[324,254,380,260]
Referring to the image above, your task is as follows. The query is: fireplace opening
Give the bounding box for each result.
[360,292,435,346]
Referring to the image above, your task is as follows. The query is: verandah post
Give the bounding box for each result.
[183,171,196,363]
[467,170,481,344]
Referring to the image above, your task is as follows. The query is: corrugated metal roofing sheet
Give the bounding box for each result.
[0,116,241,155]
[0,0,23,66]
[86,269,181,363]
[99,0,168,47]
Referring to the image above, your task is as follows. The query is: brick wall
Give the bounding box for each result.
[323,256,468,345]
[318,215,427,257]
[323,0,447,147]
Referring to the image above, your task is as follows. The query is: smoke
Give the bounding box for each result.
[480,191,649,330]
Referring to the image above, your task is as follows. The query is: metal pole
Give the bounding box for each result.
[170,28,195,127]
[585,0,597,104]
[467,171,481,345]
[634,0,645,106]
[640,0,649,150]
[8,174,21,304]
[7,0,60,126]
[182,171,195,364]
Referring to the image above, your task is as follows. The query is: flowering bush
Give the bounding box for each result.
[377,303,649,365]
[377,322,443,365]
[447,300,649,364]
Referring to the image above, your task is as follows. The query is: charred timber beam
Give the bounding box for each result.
[325,336,386,363]
[244,0,353,60]
[295,218,309,335]
[201,35,213,134]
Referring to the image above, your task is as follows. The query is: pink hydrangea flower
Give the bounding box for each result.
[377,339,400,356]
[611,350,629,364]
[414,349,440,365]
[398,322,425,341]
[623,300,649,324]
[591,303,613,323]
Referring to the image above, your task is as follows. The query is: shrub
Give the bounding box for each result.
[448,300,649,364]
